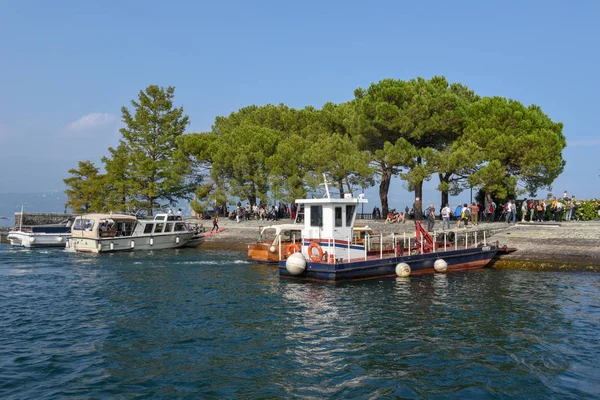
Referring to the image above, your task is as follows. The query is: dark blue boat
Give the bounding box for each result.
[278,178,500,282]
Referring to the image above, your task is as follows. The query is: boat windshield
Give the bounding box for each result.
[73,218,95,231]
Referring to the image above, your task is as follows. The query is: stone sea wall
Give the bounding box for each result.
[14,212,73,227]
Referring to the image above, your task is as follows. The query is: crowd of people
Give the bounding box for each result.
[372,190,585,231]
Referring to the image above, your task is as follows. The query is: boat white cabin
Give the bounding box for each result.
[294,180,368,262]
[66,213,195,253]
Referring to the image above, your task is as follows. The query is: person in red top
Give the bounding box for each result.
[488,202,495,222]
[470,202,480,226]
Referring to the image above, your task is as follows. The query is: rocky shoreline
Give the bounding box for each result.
[194,217,600,271]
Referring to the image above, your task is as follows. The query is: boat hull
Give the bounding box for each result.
[7,231,70,248]
[68,232,195,253]
[279,246,498,282]
[248,243,285,264]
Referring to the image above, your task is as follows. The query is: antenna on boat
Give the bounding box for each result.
[321,174,331,199]
[19,204,24,231]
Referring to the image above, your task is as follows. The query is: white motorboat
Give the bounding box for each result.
[66,213,195,253]
[7,225,72,248]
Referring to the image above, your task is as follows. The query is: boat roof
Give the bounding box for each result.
[260,224,302,234]
[75,213,137,223]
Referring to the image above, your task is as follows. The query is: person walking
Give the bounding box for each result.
[211,214,219,232]
[441,203,451,230]
[461,203,470,228]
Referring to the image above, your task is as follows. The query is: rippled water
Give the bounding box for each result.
[1,244,599,399]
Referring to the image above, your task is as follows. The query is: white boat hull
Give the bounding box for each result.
[67,232,195,253]
[7,231,70,248]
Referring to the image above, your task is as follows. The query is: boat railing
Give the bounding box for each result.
[278,229,491,264]
[328,229,490,263]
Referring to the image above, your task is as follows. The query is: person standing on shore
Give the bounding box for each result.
[565,198,574,221]
[470,202,479,226]
[441,203,451,230]
[528,200,535,222]
[521,199,528,222]
[510,200,517,224]
[536,200,545,222]
[211,215,219,232]
[426,204,435,232]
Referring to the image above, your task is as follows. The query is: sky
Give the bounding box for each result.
[1,0,599,213]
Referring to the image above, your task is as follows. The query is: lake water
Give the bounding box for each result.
[1,244,598,399]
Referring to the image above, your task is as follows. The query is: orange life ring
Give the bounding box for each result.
[307,242,324,262]
[286,243,301,256]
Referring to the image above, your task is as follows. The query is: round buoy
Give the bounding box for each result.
[29,237,36,244]
[286,252,306,275]
[434,259,448,273]
[57,236,64,243]
[396,262,411,277]
[269,245,276,253]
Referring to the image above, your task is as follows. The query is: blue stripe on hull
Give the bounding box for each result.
[279,248,497,282]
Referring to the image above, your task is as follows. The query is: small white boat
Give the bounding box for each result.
[66,213,195,253]
[7,225,72,248]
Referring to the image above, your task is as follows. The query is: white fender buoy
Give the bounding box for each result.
[110,242,114,251]
[57,236,63,243]
[269,245,276,253]
[286,252,307,275]
[176,236,180,244]
[150,237,154,246]
[29,237,36,244]
[434,259,448,273]
[396,262,411,278]
[131,240,135,249]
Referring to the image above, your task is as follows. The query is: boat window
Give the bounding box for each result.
[143,224,154,234]
[73,218,95,231]
[154,223,165,233]
[174,223,187,232]
[346,205,356,226]
[284,230,302,242]
[310,205,322,227]
[165,223,174,232]
[335,207,342,227]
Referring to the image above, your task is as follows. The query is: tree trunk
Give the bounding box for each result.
[414,181,423,220]
[337,180,345,198]
[379,164,392,216]
[439,173,449,209]
[148,198,154,216]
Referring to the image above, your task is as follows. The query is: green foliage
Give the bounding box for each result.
[116,85,200,212]
[63,161,106,212]
[465,97,566,198]
[351,76,471,217]
[574,200,600,221]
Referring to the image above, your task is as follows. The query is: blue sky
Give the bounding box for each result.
[1,0,598,211]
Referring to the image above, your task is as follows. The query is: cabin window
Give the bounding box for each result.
[310,205,323,227]
[73,218,95,231]
[174,223,187,232]
[154,223,165,233]
[165,223,174,233]
[143,224,154,234]
[335,207,342,227]
[345,205,356,226]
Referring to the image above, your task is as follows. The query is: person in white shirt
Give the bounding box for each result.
[441,203,451,230]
